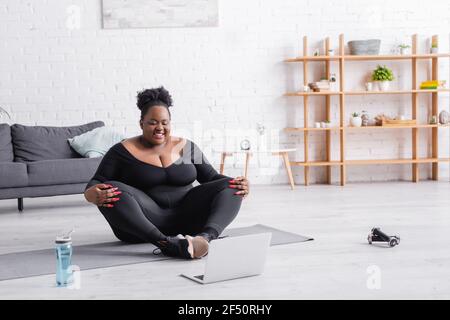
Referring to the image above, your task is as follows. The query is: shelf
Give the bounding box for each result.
[286,125,450,131]
[286,34,448,186]
[344,53,450,61]
[345,89,450,95]
[285,56,340,62]
[285,91,341,96]
[346,124,441,129]
[285,89,450,96]
[291,158,450,166]
[290,161,343,167]
[285,127,341,132]
[346,158,439,165]
[284,53,450,63]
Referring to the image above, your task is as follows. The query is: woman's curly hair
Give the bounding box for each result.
[136,86,173,119]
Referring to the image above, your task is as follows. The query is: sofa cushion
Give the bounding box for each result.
[27,157,102,187]
[0,124,14,162]
[68,126,126,158]
[11,121,105,162]
[0,162,28,188]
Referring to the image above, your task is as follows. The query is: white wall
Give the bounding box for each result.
[1,0,449,184]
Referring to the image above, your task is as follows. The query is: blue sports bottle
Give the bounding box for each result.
[55,229,74,286]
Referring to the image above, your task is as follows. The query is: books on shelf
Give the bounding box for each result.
[419,80,447,90]
[308,80,338,92]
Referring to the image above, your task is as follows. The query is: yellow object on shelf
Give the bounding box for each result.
[420,80,439,89]
[421,80,439,86]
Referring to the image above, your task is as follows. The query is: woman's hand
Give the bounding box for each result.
[228,176,250,199]
[84,183,122,208]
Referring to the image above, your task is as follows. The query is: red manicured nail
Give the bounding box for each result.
[229,180,235,183]
[114,191,122,195]
[229,185,236,188]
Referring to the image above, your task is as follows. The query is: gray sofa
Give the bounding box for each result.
[0,121,104,212]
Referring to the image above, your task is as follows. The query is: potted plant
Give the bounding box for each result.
[429,115,438,125]
[431,43,438,54]
[398,44,411,55]
[350,112,362,127]
[324,120,332,128]
[372,65,394,91]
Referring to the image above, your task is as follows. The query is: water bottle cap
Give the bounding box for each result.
[55,235,72,244]
[55,229,74,244]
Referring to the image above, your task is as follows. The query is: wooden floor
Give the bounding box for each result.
[0,181,449,300]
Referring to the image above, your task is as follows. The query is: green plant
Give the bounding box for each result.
[429,115,438,124]
[351,112,360,117]
[372,65,395,82]
[398,44,410,49]
[431,43,438,48]
[324,120,331,123]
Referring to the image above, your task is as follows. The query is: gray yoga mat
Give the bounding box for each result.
[0,224,312,281]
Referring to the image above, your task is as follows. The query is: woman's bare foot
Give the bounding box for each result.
[185,235,209,259]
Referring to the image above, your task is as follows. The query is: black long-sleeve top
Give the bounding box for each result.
[85,139,230,208]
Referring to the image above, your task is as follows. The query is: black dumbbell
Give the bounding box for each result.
[367,227,400,247]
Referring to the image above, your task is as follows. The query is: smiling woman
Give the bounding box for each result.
[137,87,172,146]
[83,87,250,260]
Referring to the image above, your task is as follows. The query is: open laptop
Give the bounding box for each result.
[180,232,272,284]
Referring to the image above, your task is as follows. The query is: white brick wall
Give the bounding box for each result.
[1,0,449,184]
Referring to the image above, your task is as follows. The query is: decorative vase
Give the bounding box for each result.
[431,47,439,54]
[400,47,410,55]
[348,39,381,55]
[240,139,251,151]
[350,116,362,127]
[361,112,370,126]
[378,81,390,91]
[439,110,450,124]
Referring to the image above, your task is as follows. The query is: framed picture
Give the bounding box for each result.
[102,0,219,29]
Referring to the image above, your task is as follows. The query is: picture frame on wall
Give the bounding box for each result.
[102,0,219,29]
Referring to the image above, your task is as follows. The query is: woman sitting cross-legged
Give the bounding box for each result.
[84,87,250,259]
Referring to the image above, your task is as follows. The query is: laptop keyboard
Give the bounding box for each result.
[194,275,204,280]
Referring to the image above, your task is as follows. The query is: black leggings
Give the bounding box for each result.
[97,178,242,245]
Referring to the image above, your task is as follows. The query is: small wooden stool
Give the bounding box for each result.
[217,149,297,190]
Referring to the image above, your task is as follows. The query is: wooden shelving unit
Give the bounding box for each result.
[285,34,450,186]
[286,89,450,96]
[285,53,450,62]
